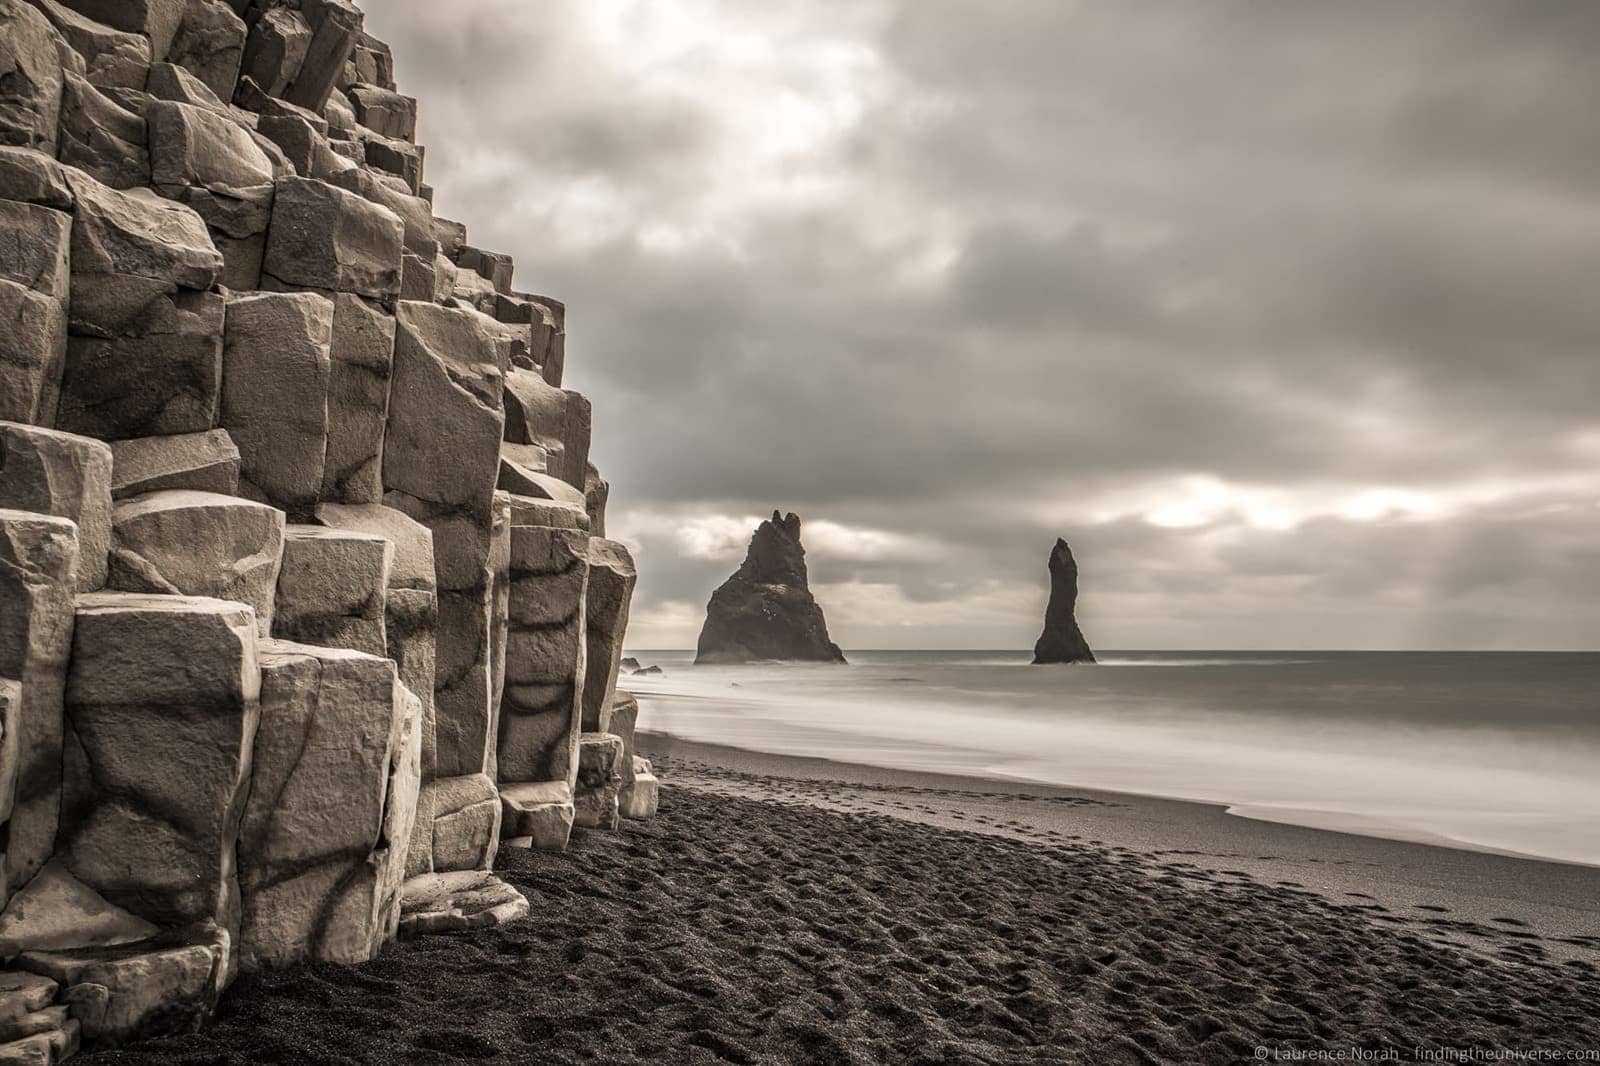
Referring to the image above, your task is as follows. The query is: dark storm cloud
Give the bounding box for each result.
[363,0,1600,648]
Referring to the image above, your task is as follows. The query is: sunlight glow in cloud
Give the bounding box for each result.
[1064,473,1600,537]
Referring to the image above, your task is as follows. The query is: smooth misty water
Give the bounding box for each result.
[625,649,1600,866]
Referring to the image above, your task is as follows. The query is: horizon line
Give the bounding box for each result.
[622,647,1599,655]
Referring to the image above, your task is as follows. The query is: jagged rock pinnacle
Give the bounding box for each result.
[695,511,846,664]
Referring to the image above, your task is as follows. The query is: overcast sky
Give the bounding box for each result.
[366,0,1600,650]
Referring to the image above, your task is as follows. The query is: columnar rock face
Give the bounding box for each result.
[0,2,67,154]
[148,100,277,262]
[107,429,239,499]
[146,60,227,111]
[583,465,608,537]
[504,493,589,532]
[261,175,401,298]
[572,733,623,831]
[31,1,150,93]
[425,772,498,874]
[60,593,259,935]
[0,0,654,1048]
[239,641,419,969]
[610,691,657,821]
[347,84,412,141]
[1031,538,1095,665]
[0,422,111,591]
[237,6,310,99]
[0,146,73,208]
[523,293,565,387]
[0,511,78,900]
[622,756,660,822]
[497,525,587,787]
[107,490,285,637]
[271,525,390,656]
[319,293,394,504]
[0,196,69,427]
[487,491,510,768]
[314,502,437,880]
[0,860,157,958]
[391,501,499,786]
[220,290,333,517]
[313,503,433,758]
[63,175,222,314]
[498,780,572,852]
[502,368,589,491]
[54,1,186,63]
[383,301,504,513]
[581,538,634,733]
[55,176,224,441]
[383,301,504,792]
[57,287,225,442]
[696,511,845,664]
[57,72,150,189]
[499,444,577,503]
[167,1,246,101]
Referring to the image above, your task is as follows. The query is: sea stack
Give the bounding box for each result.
[696,511,846,664]
[1032,538,1095,664]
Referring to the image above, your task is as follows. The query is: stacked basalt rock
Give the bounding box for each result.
[0,0,655,1057]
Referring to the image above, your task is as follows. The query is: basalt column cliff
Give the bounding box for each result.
[0,0,655,1056]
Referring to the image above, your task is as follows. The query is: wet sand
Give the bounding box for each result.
[84,737,1600,1065]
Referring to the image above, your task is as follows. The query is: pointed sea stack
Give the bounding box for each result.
[1032,538,1095,664]
[696,511,846,664]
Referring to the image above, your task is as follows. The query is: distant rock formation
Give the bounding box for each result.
[1032,538,1095,664]
[696,511,845,664]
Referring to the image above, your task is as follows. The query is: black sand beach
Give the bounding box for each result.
[646,735,1600,957]
[84,740,1600,1065]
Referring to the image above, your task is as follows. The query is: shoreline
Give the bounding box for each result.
[623,649,1600,872]
[642,730,1600,959]
[648,724,1591,870]
[978,759,1589,870]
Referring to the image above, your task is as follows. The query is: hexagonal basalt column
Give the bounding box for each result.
[497,526,588,788]
[272,525,392,657]
[239,640,420,969]
[261,176,402,300]
[221,291,334,519]
[382,301,507,788]
[0,198,69,427]
[107,489,284,637]
[59,592,260,942]
[581,538,634,734]
[573,732,623,832]
[0,422,111,592]
[0,510,79,899]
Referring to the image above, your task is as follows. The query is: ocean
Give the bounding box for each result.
[624,649,1600,867]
